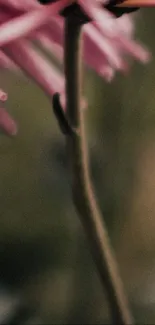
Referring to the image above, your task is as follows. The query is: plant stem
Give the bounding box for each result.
[64,15,133,325]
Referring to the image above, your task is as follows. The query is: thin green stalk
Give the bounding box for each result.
[64,15,133,325]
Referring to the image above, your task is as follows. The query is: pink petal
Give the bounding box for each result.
[0,107,17,136]
[0,50,18,70]
[0,0,72,47]
[3,40,65,97]
[0,89,7,102]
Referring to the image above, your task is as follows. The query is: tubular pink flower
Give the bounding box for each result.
[0,51,18,70]
[0,0,153,135]
[0,89,7,102]
[0,0,151,81]
[0,89,17,135]
[0,0,72,46]
[0,106,17,135]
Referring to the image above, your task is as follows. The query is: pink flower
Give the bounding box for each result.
[0,0,153,135]
[0,89,17,135]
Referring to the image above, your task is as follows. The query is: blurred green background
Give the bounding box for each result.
[0,9,155,324]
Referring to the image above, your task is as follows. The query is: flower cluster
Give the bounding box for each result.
[0,0,153,135]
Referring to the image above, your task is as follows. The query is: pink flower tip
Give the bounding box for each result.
[0,107,18,137]
[0,89,8,102]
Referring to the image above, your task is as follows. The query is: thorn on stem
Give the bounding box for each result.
[52,93,75,136]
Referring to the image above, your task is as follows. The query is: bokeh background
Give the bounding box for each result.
[0,8,155,324]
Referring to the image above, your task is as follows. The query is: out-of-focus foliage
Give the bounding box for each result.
[0,9,155,324]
